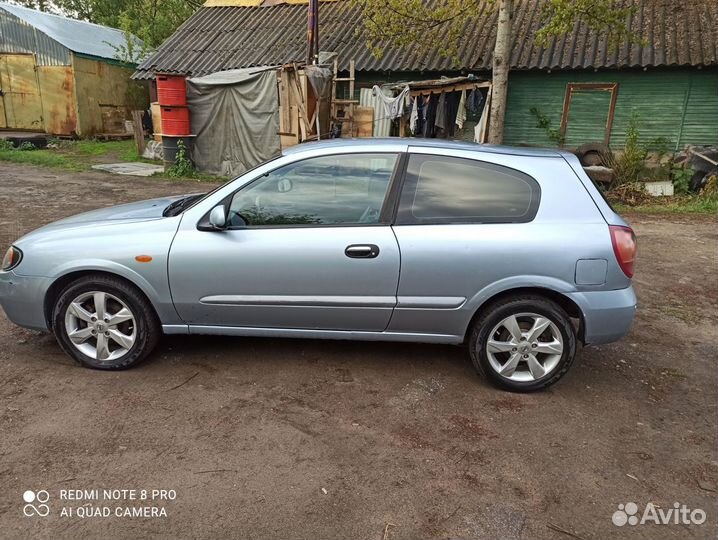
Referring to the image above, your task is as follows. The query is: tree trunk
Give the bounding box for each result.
[488,0,512,144]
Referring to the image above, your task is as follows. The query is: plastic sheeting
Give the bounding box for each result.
[304,65,333,100]
[186,67,281,177]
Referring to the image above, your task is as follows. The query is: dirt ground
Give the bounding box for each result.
[0,162,716,540]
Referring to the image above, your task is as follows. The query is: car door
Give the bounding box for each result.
[388,149,542,338]
[168,152,402,331]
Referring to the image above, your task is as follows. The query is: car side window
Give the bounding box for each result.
[228,153,398,227]
[396,154,540,224]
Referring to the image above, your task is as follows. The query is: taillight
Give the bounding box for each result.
[609,225,636,278]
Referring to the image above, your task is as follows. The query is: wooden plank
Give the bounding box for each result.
[280,105,300,148]
[354,106,373,137]
[349,60,355,135]
[478,85,492,143]
[409,81,491,97]
[150,102,162,142]
[131,110,145,156]
[288,70,309,140]
[689,147,718,166]
[278,71,291,130]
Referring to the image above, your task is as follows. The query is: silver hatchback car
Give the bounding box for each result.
[0,139,637,391]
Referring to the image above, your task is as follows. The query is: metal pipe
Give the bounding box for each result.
[313,0,319,64]
[306,0,316,65]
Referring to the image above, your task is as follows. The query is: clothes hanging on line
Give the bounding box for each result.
[467,88,484,114]
[409,97,419,134]
[455,90,467,130]
[445,91,461,137]
[434,92,447,131]
[372,85,409,120]
[423,95,438,138]
[417,96,427,135]
[475,86,492,143]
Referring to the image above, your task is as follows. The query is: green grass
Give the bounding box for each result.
[614,197,718,215]
[0,139,138,170]
[71,139,115,155]
[121,144,141,162]
[0,147,85,170]
[151,170,223,183]
[0,138,224,182]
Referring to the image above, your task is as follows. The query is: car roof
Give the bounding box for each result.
[282,137,564,158]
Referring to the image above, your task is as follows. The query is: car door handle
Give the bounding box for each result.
[345,244,380,259]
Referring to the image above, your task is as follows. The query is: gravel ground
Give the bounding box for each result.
[0,162,716,540]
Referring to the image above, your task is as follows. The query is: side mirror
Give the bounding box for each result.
[208,205,227,230]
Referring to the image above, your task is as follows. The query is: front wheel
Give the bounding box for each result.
[52,275,160,369]
[469,295,577,392]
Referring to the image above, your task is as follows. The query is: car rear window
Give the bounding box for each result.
[396,154,541,224]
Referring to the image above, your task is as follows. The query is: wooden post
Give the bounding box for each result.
[131,110,145,157]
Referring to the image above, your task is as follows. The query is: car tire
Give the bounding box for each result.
[469,295,577,392]
[574,142,611,167]
[52,274,160,370]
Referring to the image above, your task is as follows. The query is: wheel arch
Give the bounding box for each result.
[43,269,161,331]
[463,286,585,344]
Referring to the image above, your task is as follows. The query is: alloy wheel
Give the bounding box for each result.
[485,312,564,382]
[64,291,136,361]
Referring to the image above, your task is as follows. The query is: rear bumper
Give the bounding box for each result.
[567,286,637,345]
[0,271,51,332]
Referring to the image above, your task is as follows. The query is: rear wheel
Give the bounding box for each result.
[52,275,160,369]
[469,295,577,392]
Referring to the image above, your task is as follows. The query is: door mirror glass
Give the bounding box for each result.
[277,178,293,193]
[208,205,227,229]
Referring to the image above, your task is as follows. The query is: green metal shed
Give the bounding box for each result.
[503,68,717,150]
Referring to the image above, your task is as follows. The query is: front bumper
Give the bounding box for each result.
[0,271,52,332]
[567,286,637,345]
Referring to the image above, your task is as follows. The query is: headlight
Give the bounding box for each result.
[1,246,22,271]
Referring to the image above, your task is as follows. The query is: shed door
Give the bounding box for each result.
[560,83,618,147]
[0,54,44,130]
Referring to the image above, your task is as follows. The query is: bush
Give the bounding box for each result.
[165,139,196,178]
[671,165,693,195]
[609,112,647,185]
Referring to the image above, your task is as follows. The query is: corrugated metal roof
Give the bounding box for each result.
[0,7,70,65]
[0,1,143,62]
[134,0,718,79]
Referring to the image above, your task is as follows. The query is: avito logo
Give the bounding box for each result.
[612,501,706,527]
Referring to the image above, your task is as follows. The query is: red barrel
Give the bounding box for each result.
[161,106,191,136]
[157,74,187,106]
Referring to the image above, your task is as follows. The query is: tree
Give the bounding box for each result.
[354,0,639,143]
